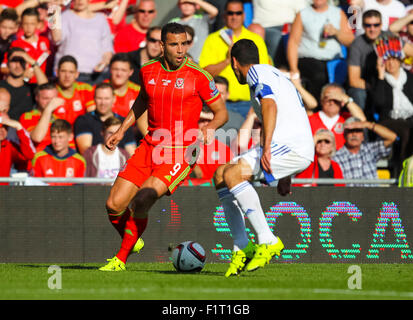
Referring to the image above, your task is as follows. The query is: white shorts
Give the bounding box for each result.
[232,144,312,184]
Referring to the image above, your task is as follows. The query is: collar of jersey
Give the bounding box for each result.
[159,56,188,72]
[44,145,77,160]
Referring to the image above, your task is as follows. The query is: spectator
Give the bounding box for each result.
[113,0,157,53]
[308,83,366,150]
[0,8,18,67]
[333,116,397,185]
[19,83,70,152]
[350,0,406,35]
[74,82,137,156]
[199,0,269,119]
[287,0,354,101]
[0,47,48,120]
[54,55,95,126]
[347,10,388,112]
[84,116,129,179]
[5,7,50,83]
[51,0,114,85]
[213,75,244,145]
[295,128,344,186]
[372,55,413,175]
[183,24,195,60]
[89,0,130,36]
[191,105,234,180]
[169,0,218,63]
[106,53,140,118]
[389,5,413,73]
[248,0,309,67]
[31,119,86,183]
[0,113,36,183]
[127,26,162,85]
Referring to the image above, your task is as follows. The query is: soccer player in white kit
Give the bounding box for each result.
[214,39,314,277]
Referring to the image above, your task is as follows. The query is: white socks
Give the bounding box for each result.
[217,188,249,251]
[229,181,278,245]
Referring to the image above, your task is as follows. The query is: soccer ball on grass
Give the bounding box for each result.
[171,241,206,272]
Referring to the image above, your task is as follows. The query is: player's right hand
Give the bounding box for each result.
[105,130,124,151]
[260,147,272,174]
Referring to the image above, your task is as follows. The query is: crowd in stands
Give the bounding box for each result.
[1,0,413,187]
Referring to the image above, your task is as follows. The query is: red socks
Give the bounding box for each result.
[116,215,148,264]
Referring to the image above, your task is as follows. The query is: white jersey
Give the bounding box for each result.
[246,64,314,161]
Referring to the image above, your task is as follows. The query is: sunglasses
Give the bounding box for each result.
[226,10,243,16]
[345,128,363,134]
[363,23,381,28]
[147,37,161,43]
[317,139,331,144]
[138,9,155,14]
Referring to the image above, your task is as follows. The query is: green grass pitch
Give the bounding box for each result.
[1,263,412,300]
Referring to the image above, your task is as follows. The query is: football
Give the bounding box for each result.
[171,241,206,272]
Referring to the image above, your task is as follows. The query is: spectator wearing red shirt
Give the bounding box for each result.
[6,8,50,83]
[308,83,366,150]
[55,55,96,126]
[105,53,140,117]
[113,0,157,53]
[19,82,74,152]
[0,113,36,183]
[31,119,86,183]
[295,128,344,187]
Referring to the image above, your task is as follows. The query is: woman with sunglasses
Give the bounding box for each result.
[294,129,344,186]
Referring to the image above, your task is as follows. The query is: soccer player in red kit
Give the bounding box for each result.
[99,22,228,271]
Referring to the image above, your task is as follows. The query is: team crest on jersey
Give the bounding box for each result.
[334,122,344,134]
[73,100,82,112]
[66,167,74,178]
[175,78,184,89]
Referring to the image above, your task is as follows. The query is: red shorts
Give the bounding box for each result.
[118,139,195,194]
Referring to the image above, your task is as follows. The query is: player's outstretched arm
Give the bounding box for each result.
[261,98,277,174]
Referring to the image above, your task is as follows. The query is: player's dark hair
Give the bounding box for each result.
[21,7,40,20]
[58,55,78,70]
[161,22,186,43]
[94,82,114,97]
[362,9,382,24]
[102,116,122,132]
[0,8,18,24]
[34,82,57,96]
[109,53,132,68]
[225,0,244,12]
[214,76,229,89]
[51,119,72,134]
[231,39,259,66]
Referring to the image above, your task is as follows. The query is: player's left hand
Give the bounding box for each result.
[260,147,272,174]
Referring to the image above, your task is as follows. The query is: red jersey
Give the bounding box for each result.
[55,82,95,126]
[113,24,146,53]
[101,80,140,117]
[19,109,76,152]
[308,111,350,150]
[140,57,221,147]
[196,138,234,180]
[0,127,36,182]
[31,146,86,185]
[7,35,50,83]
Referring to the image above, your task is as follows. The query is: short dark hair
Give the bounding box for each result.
[0,8,18,24]
[94,82,114,97]
[362,9,382,23]
[34,82,57,96]
[214,76,229,88]
[50,119,72,134]
[7,46,25,58]
[102,116,122,132]
[21,7,39,20]
[231,39,259,66]
[225,0,244,11]
[58,55,78,70]
[161,22,186,43]
[109,53,132,68]
[146,25,162,38]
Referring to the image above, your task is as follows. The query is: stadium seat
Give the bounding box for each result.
[327,45,348,84]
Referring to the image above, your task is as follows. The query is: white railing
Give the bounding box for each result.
[0,177,398,186]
